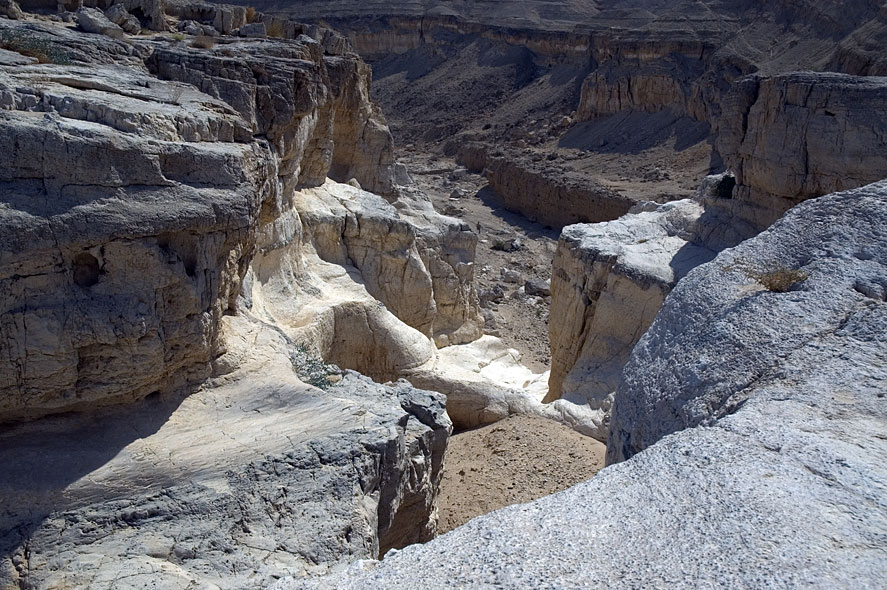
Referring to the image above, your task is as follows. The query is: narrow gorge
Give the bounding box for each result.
[0,1,885,589]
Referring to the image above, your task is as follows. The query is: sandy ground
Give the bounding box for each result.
[436,415,606,534]
[403,150,558,372]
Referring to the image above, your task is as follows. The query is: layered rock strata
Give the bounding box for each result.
[456,143,636,228]
[544,200,716,436]
[278,181,887,590]
[0,13,483,588]
[0,311,451,589]
[713,72,887,232]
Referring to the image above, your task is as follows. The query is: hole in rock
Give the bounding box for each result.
[72,252,100,287]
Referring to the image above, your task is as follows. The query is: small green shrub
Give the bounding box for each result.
[290,344,341,389]
[172,32,185,42]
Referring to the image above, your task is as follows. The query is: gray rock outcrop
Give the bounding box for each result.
[0,315,451,589]
[277,181,887,590]
[544,200,716,440]
[713,72,887,233]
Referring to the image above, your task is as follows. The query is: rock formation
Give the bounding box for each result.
[277,181,887,590]
[544,200,716,438]
[257,0,887,234]
[456,144,636,228]
[713,72,887,233]
[0,10,485,588]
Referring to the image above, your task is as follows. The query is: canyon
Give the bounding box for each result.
[0,0,885,589]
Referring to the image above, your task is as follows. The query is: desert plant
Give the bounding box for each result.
[290,344,341,390]
[724,258,809,293]
[191,34,215,49]
[245,6,257,23]
[266,19,286,38]
[172,32,185,42]
[747,266,809,293]
[168,86,185,105]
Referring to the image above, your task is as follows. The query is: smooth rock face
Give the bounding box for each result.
[279,183,887,590]
[544,200,716,439]
[0,312,451,589]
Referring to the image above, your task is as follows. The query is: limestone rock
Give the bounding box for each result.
[76,6,124,36]
[524,278,549,297]
[545,200,716,440]
[0,312,451,589]
[105,3,141,35]
[212,4,247,35]
[278,182,887,590]
[459,144,636,228]
[238,21,266,38]
[0,64,268,422]
[608,181,887,463]
[714,72,887,232]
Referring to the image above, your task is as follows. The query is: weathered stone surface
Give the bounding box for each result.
[0,15,477,590]
[105,3,141,34]
[608,181,887,463]
[0,312,451,589]
[0,0,23,19]
[545,200,715,434]
[279,183,887,590]
[76,6,123,36]
[238,21,265,37]
[458,144,636,228]
[0,64,268,422]
[714,72,887,231]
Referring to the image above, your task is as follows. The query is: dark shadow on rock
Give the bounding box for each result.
[0,390,189,562]
[475,185,561,238]
[558,110,711,156]
[668,240,718,283]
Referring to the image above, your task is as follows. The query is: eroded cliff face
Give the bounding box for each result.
[0,9,483,588]
[545,201,716,439]
[255,0,887,234]
[277,181,887,590]
[713,72,887,232]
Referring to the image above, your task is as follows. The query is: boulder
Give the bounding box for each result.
[105,3,141,34]
[524,278,550,297]
[238,21,266,38]
[76,6,123,36]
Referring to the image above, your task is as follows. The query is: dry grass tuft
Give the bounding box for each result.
[746,267,809,293]
[266,19,286,38]
[191,34,215,49]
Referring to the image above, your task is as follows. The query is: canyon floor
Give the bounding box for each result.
[437,415,606,534]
